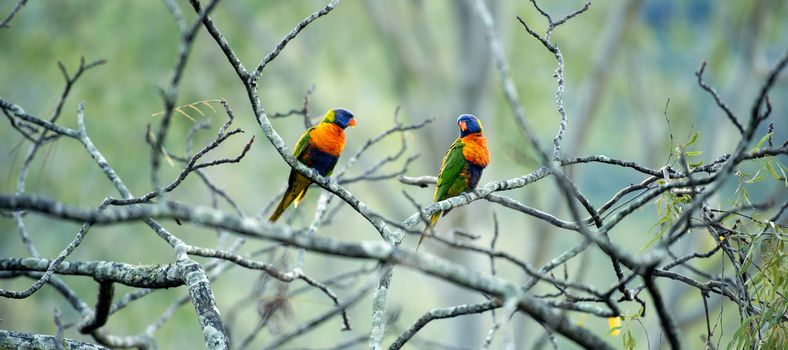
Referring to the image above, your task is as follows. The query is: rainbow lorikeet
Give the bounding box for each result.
[268,108,356,222]
[418,114,489,248]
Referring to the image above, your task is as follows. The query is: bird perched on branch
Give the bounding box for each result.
[418,114,489,249]
[269,108,356,222]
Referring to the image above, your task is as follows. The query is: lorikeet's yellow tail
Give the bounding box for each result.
[416,212,441,250]
[268,174,311,222]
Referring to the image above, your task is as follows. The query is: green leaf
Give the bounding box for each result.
[727,324,746,350]
[634,305,644,318]
[655,196,664,216]
[685,131,700,147]
[677,194,692,203]
[766,160,780,179]
[776,159,787,186]
[747,173,766,184]
[739,243,757,275]
[751,270,764,285]
[623,329,636,350]
[762,306,775,326]
[751,132,773,152]
[647,215,668,234]
[737,185,751,206]
[684,151,703,157]
[641,225,667,251]
[728,316,758,350]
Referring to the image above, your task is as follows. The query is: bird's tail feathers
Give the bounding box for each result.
[416,212,441,251]
[268,192,294,223]
[293,188,308,208]
[268,180,309,222]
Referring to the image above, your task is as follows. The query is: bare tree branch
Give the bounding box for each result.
[2,2,785,349]
[0,0,28,28]
[0,330,109,350]
[695,61,744,134]
[389,300,500,350]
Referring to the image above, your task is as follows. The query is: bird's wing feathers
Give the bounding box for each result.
[280,128,316,213]
[418,138,466,246]
[434,138,467,202]
[293,127,315,159]
[294,126,340,176]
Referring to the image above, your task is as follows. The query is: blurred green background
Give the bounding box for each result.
[1,0,786,349]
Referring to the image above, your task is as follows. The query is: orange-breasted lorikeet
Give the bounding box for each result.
[268,108,356,222]
[418,114,489,248]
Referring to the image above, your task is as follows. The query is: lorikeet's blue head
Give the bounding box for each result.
[457,114,483,137]
[325,108,356,129]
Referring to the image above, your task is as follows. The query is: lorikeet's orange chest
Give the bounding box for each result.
[461,133,489,167]
[309,123,345,156]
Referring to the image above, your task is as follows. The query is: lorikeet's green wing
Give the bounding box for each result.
[418,138,466,249]
[269,128,315,222]
[290,127,320,207]
[434,138,467,203]
[293,127,314,159]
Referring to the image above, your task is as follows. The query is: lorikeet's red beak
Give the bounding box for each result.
[348,118,356,127]
[459,120,467,132]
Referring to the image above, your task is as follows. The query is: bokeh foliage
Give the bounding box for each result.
[1,1,786,349]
